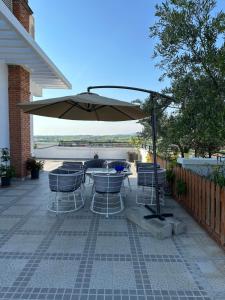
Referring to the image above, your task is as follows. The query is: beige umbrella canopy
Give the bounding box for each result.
[18,92,147,121]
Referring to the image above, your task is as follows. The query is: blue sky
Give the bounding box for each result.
[29,0,224,136]
[30,0,163,135]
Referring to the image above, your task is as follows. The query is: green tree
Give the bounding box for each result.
[143,0,225,157]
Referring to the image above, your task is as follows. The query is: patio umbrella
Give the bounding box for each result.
[18,92,147,121]
[19,89,172,221]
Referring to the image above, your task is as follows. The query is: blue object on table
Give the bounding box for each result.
[115,165,125,172]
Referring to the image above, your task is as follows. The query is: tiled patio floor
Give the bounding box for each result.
[0,162,225,300]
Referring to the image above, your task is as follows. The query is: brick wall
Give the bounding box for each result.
[8,66,31,177]
[7,0,33,177]
[12,0,33,31]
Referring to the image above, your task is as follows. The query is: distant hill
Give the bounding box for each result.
[34,134,137,143]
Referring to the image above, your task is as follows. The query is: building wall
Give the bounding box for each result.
[8,65,31,177]
[34,146,135,161]
[0,61,9,149]
[12,0,32,32]
[6,0,33,177]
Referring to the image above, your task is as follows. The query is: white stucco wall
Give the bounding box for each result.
[0,61,9,149]
[34,146,135,160]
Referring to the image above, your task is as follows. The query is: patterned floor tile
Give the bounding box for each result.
[1,234,44,252]
[90,261,113,289]
[0,258,28,286]
[28,260,80,288]
[0,167,223,300]
[60,218,91,232]
[196,260,225,292]
[21,216,56,231]
[0,216,21,230]
[47,235,86,254]
[146,261,198,290]
[113,261,136,289]
[95,236,131,254]
[1,189,28,196]
[2,205,35,216]
[0,196,17,204]
[98,218,128,233]
[140,236,179,256]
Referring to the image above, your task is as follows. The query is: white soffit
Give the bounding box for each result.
[0,0,72,95]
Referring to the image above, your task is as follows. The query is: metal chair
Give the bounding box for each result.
[84,159,107,169]
[62,161,83,169]
[107,160,132,191]
[136,162,160,172]
[59,163,86,185]
[48,169,84,214]
[90,174,124,218]
[84,159,107,184]
[136,168,166,206]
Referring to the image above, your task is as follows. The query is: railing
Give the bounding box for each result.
[58,141,133,148]
[173,166,225,249]
[148,153,225,250]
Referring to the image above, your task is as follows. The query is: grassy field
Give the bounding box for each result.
[34,134,136,144]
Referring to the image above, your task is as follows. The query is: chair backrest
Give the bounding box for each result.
[60,164,84,172]
[49,169,84,192]
[137,169,166,187]
[107,160,130,169]
[62,161,83,169]
[136,162,160,172]
[93,174,124,193]
[59,165,85,183]
[84,159,107,169]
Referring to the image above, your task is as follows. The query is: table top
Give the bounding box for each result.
[86,168,132,176]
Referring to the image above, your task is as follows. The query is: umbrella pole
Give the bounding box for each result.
[144,95,173,221]
[87,84,174,220]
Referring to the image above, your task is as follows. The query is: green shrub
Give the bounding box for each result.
[176,179,187,195]
[166,169,175,183]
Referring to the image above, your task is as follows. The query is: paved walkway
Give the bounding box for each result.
[0,162,224,299]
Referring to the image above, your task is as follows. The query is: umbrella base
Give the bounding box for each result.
[144,205,173,221]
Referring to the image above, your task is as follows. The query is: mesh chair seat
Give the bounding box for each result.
[90,174,124,217]
[107,161,132,191]
[137,169,166,187]
[84,159,107,169]
[62,161,83,168]
[48,169,85,213]
[59,164,86,184]
[136,162,160,172]
[136,168,166,206]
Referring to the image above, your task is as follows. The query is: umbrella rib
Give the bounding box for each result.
[90,105,106,112]
[59,102,93,118]
[110,106,135,120]
[58,102,78,118]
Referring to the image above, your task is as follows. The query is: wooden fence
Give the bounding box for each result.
[152,154,225,250]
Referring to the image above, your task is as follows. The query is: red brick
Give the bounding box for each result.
[12,0,33,32]
[8,65,31,178]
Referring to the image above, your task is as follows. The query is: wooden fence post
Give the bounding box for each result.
[220,187,225,247]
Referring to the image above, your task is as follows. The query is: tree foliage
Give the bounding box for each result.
[141,0,225,157]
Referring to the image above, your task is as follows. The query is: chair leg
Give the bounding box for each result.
[127,177,132,192]
[121,180,126,199]
[119,193,124,211]
[106,193,109,218]
[56,192,59,215]
[91,183,95,195]
[136,186,139,204]
[73,192,77,210]
[90,192,96,212]
[80,188,85,207]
